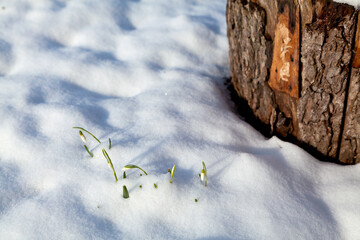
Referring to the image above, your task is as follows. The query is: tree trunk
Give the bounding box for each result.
[226,0,360,164]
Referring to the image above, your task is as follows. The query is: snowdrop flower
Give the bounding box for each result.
[201,169,205,182]
[73,127,101,143]
[201,161,207,187]
[79,130,86,143]
[122,166,132,171]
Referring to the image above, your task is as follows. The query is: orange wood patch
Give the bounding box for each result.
[268,4,300,99]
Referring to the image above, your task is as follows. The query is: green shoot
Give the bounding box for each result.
[170,164,175,183]
[123,185,129,199]
[123,171,126,179]
[168,168,171,173]
[84,145,93,157]
[195,198,198,202]
[122,164,148,175]
[108,138,111,149]
[201,161,207,187]
[102,148,118,182]
[139,185,142,188]
[73,127,101,143]
[154,183,157,188]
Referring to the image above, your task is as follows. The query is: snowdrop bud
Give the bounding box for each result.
[79,130,86,143]
[201,169,205,182]
[122,167,131,171]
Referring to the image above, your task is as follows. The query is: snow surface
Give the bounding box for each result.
[335,0,360,8]
[0,0,360,239]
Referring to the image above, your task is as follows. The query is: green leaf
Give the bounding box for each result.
[108,138,111,149]
[123,185,129,199]
[170,165,175,183]
[122,164,148,175]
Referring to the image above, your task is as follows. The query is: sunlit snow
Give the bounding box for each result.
[0,0,360,239]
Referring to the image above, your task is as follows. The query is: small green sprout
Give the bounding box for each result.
[170,164,175,183]
[102,148,118,182]
[139,185,142,188]
[154,183,157,188]
[108,138,111,149]
[140,173,143,176]
[168,168,171,173]
[195,198,198,202]
[122,164,148,175]
[123,185,129,199]
[201,161,207,187]
[123,171,126,179]
[73,127,101,143]
[84,145,93,157]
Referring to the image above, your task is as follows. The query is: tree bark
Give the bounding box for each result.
[226,0,360,164]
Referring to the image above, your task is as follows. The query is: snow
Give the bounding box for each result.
[335,0,360,8]
[0,0,360,239]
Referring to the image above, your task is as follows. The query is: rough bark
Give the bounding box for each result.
[340,14,360,164]
[226,0,360,164]
[226,0,275,125]
[298,2,356,159]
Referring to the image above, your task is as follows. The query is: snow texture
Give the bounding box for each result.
[0,0,360,239]
[335,0,360,8]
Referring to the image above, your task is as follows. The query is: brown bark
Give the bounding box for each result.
[226,0,275,125]
[340,14,360,164]
[226,0,360,164]
[298,2,356,158]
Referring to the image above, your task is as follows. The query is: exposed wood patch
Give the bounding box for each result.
[268,3,300,99]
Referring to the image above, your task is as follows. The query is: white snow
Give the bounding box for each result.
[335,0,360,8]
[0,0,360,239]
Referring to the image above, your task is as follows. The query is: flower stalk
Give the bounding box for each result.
[102,148,118,182]
[84,145,93,157]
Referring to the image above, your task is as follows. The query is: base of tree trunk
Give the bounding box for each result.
[226,0,360,164]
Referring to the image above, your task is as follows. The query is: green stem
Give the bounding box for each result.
[84,145,93,157]
[73,127,101,143]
